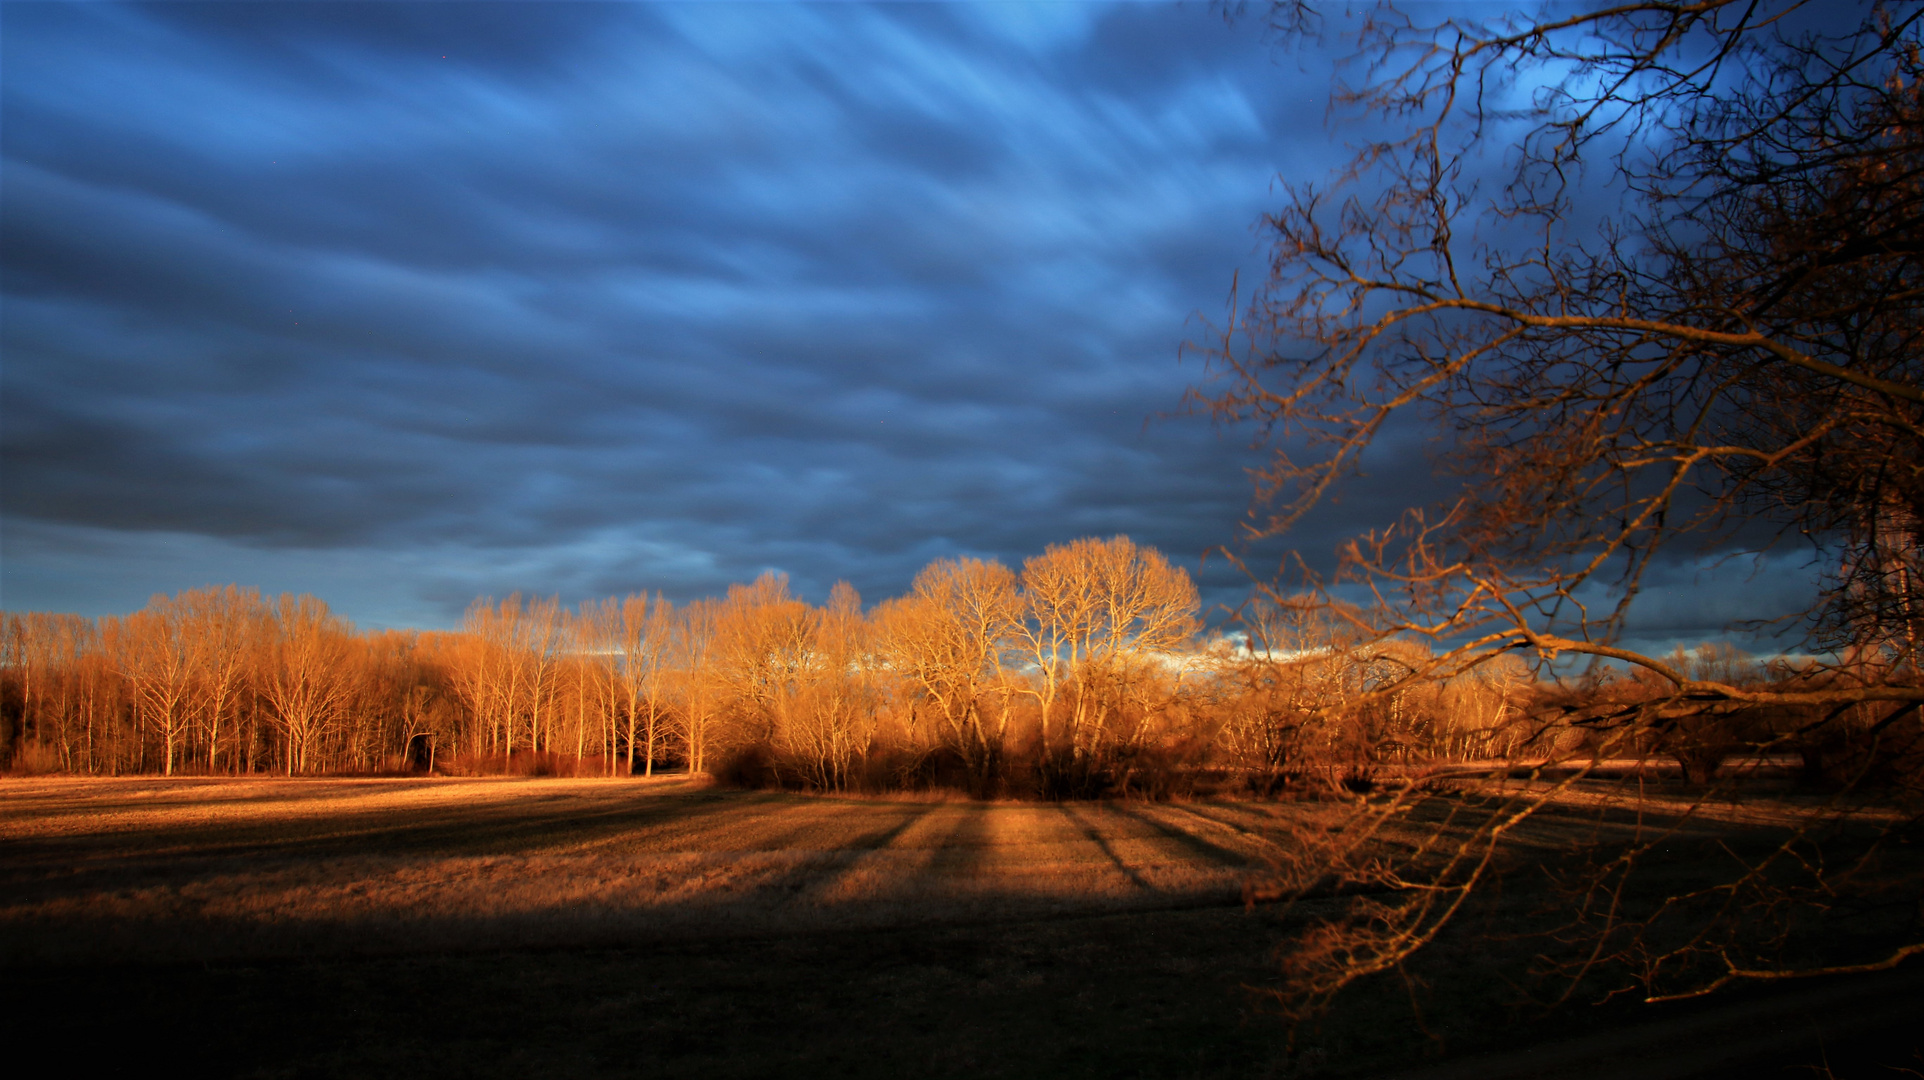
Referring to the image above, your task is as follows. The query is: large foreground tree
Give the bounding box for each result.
[1200,0,1924,1014]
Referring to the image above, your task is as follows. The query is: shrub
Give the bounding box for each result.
[8,742,66,775]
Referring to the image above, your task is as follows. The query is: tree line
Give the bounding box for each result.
[2,535,1556,795]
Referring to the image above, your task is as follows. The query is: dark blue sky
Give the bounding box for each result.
[0,1,1818,649]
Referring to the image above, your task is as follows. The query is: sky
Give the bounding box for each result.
[0,1,1821,651]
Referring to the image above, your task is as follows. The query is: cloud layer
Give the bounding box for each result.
[1,2,1814,650]
[3,3,1317,625]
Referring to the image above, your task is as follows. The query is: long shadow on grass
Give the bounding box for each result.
[0,788,775,899]
[1163,803,1298,849]
[788,800,946,902]
[1058,804,1153,891]
[1115,804,1256,870]
[559,791,886,857]
[1,783,723,860]
[0,798,969,966]
[935,802,992,882]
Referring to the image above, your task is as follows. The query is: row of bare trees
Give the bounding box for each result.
[2,536,1566,791]
[0,587,416,777]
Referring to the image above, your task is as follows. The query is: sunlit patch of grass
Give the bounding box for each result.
[0,776,1306,966]
[13,774,1868,971]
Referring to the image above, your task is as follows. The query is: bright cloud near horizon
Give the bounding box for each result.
[0,1,1812,654]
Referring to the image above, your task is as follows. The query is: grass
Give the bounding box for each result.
[2,775,1918,1078]
[0,775,1312,966]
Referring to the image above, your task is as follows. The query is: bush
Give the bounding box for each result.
[708,743,782,789]
[7,742,66,775]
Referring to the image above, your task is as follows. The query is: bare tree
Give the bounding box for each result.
[574,598,620,773]
[107,598,195,775]
[522,595,562,756]
[1202,0,1924,1015]
[1013,539,1099,773]
[1211,594,1365,794]
[877,556,1023,793]
[459,595,534,757]
[1017,536,1200,792]
[1078,535,1203,760]
[605,592,674,776]
[788,581,876,792]
[179,585,265,774]
[2,612,100,770]
[709,573,817,778]
[259,594,355,775]
[673,597,722,776]
[433,627,491,760]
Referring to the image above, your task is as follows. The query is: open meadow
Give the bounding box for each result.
[3,776,1920,1079]
[0,774,1305,965]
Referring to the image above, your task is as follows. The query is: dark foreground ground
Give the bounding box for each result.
[7,900,1921,1079]
[3,777,1919,1078]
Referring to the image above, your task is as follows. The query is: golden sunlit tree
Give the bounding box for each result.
[573,598,621,773]
[521,595,563,756]
[454,594,547,759]
[107,597,195,776]
[1016,535,1200,794]
[876,556,1023,793]
[179,585,266,774]
[608,592,675,775]
[710,573,818,777]
[2,612,100,771]
[786,581,878,791]
[258,594,355,775]
[672,596,722,776]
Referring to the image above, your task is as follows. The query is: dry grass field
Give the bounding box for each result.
[3,776,1919,1079]
[0,775,1308,965]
